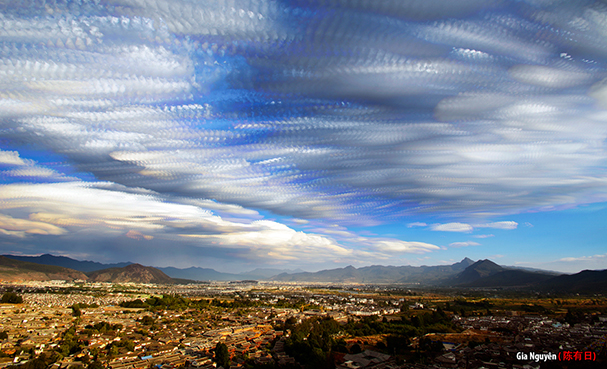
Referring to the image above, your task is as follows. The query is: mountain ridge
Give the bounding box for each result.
[5,254,606,294]
[2,254,132,272]
[271,258,477,284]
[0,256,88,282]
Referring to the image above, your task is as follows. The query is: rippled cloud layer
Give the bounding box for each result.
[1,1,607,268]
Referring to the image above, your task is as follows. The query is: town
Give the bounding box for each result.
[1,281,606,369]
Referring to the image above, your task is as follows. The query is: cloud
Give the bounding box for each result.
[0,149,72,181]
[0,214,66,238]
[1,0,607,231]
[0,182,359,264]
[0,150,30,166]
[449,241,480,248]
[431,223,473,232]
[475,221,518,230]
[508,65,594,89]
[372,239,440,254]
[430,221,516,233]
[407,222,427,227]
[558,253,607,263]
[125,230,154,241]
[472,234,494,239]
[180,220,353,261]
[292,219,310,225]
[520,253,607,274]
[4,167,60,178]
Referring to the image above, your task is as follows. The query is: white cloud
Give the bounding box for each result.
[407,222,427,227]
[0,182,357,263]
[475,221,518,230]
[4,167,60,178]
[509,65,593,88]
[292,219,310,225]
[1,0,607,233]
[0,214,66,238]
[0,150,30,165]
[317,228,359,238]
[559,253,607,262]
[180,220,352,261]
[372,239,440,254]
[472,234,494,238]
[0,149,72,181]
[431,222,473,232]
[449,241,480,247]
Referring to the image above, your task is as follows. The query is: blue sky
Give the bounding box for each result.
[1,0,606,273]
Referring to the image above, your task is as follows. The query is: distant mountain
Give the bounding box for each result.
[8,253,597,292]
[271,258,476,284]
[240,268,306,280]
[0,256,87,282]
[460,269,555,287]
[158,266,306,281]
[273,265,362,283]
[158,266,241,281]
[87,264,174,284]
[450,259,504,285]
[537,269,607,293]
[2,254,300,282]
[3,254,132,272]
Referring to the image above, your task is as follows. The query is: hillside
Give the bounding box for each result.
[3,254,299,282]
[460,269,555,287]
[3,254,132,272]
[0,256,88,282]
[538,269,607,293]
[87,264,175,284]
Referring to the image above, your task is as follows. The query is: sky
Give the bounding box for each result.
[0,0,606,274]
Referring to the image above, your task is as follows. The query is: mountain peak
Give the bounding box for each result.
[88,264,173,284]
[453,259,503,285]
[474,259,501,268]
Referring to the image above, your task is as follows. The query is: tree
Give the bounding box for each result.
[386,335,409,355]
[215,342,229,369]
[71,304,82,317]
[141,315,155,325]
[1,292,23,304]
[88,361,104,369]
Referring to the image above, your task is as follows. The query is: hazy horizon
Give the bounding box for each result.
[1,1,606,274]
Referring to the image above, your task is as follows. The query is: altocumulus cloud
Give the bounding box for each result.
[1,1,607,265]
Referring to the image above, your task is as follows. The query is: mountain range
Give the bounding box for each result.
[0,256,88,282]
[270,257,476,284]
[0,256,179,284]
[1,254,606,294]
[1,254,303,282]
[3,254,132,273]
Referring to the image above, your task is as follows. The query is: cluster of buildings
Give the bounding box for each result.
[2,283,606,369]
[414,314,607,369]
